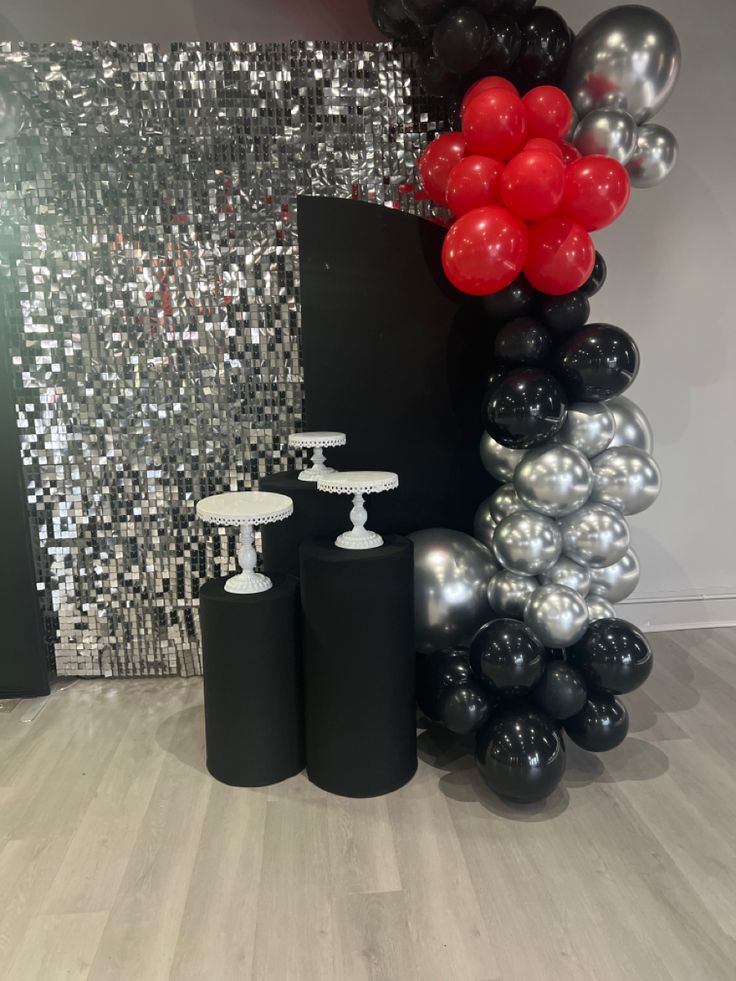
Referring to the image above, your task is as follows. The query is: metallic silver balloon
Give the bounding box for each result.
[514,443,593,518]
[565,107,579,141]
[559,502,630,568]
[626,123,678,187]
[473,496,497,549]
[591,446,662,515]
[479,432,526,482]
[409,529,497,654]
[554,402,614,458]
[564,6,681,124]
[589,548,640,603]
[492,511,562,577]
[0,78,22,141]
[587,595,616,621]
[524,584,589,648]
[489,483,525,524]
[540,557,592,597]
[607,395,654,453]
[573,108,638,164]
[487,569,538,619]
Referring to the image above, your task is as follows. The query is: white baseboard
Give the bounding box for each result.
[618,592,736,633]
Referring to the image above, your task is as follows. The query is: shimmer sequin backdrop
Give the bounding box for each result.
[0,42,443,677]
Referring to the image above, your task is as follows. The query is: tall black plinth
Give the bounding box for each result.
[199,575,304,787]
[299,536,417,797]
[260,471,345,578]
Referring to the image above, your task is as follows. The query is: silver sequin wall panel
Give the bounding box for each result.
[0,42,444,677]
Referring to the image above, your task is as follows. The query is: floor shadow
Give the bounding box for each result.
[417,724,475,773]
[155,703,207,775]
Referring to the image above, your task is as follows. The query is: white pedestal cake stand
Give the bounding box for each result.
[197,491,293,594]
[288,431,346,481]
[317,471,399,550]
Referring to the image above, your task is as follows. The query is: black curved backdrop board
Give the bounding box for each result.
[298,196,493,535]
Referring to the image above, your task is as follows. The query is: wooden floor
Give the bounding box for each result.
[1,628,735,980]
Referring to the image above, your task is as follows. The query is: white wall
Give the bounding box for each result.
[3,0,734,630]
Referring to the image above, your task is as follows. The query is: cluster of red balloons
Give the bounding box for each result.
[418,77,631,296]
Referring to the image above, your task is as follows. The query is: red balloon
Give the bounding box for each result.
[447,155,504,216]
[462,89,528,162]
[561,155,631,231]
[462,75,519,115]
[418,133,467,207]
[522,86,573,142]
[524,215,595,295]
[500,149,565,221]
[442,206,528,296]
[524,138,564,162]
[559,141,581,166]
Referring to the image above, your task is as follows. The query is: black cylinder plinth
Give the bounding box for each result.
[199,574,304,787]
[260,472,346,578]
[299,536,417,797]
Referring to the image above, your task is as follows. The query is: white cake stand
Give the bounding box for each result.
[288,431,346,481]
[197,491,293,593]
[317,471,399,550]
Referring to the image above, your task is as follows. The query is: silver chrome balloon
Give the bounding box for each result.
[492,511,562,576]
[564,5,681,123]
[409,528,497,654]
[589,548,640,603]
[565,107,579,141]
[559,502,630,568]
[607,395,654,453]
[587,595,616,621]
[489,483,525,524]
[591,446,662,515]
[573,108,638,164]
[626,123,678,188]
[554,402,615,458]
[524,584,589,648]
[514,443,593,518]
[487,569,538,619]
[479,432,526,482]
[540,556,592,596]
[473,496,497,549]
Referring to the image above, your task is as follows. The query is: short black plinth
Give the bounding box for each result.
[260,471,345,578]
[199,575,304,787]
[299,536,417,797]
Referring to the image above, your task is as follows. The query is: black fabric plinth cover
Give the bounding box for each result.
[199,574,304,787]
[260,471,345,578]
[300,536,417,797]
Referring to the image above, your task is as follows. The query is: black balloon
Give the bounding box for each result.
[483,367,567,449]
[433,7,491,74]
[565,693,629,752]
[370,0,422,40]
[494,317,551,367]
[468,0,536,16]
[554,324,640,402]
[533,661,587,720]
[470,618,545,693]
[417,53,461,98]
[402,0,452,25]
[514,7,571,89]
[440,680,492,733]
[476,706,565,801]
[481,275,537,321]
[416,648,472,720]
[538,292,590,336]
[475,13,521,73]
[568,618,653,695]
[580,252,607,298]
[483,369,505,392]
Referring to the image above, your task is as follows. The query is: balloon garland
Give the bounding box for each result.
[407,4,679,803]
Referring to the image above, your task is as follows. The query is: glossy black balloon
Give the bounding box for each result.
[538,292,590,336]
[416,648,472,720]
[417,53,461,98]
[370,0,422,40]
[568,618,653,695]
[494,317,551,367]
[475,13,521,73]
[554,324,639,402]
[580,252,607,298]
[470,618,545,693]
[433,6,491,74]
[476,706,565,801]
[481,275,537,322]
[439,680,492,734]
[468,0,536,16]
[401,0,452,25]
[483,367,567,449]
[514,7,571,88]
[533,661,588,720]
[564,693,629,752]
[483,369,505,392]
